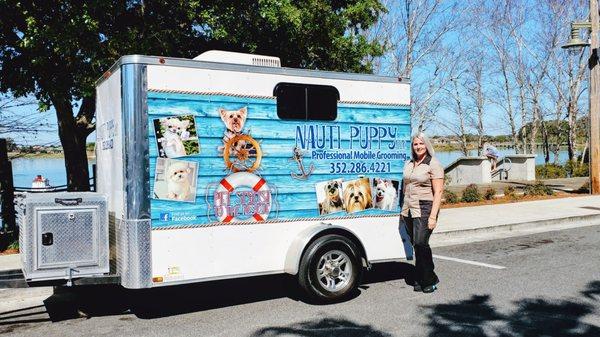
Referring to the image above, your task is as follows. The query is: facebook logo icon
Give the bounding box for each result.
[160,213,171,221]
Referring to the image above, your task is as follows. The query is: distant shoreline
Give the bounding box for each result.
[8,152,96,160]
[433,143,584,152]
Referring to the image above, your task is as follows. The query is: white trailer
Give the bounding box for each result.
[19,51,412,302]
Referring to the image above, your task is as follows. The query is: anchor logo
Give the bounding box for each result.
[290,147,315,180]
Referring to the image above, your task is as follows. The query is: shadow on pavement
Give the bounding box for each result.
[422,280,600,337]
[1,262,413,322]
[130,262,414,318]
[362,262,415,286]
[249,317,392,337]
[0,305,51,334]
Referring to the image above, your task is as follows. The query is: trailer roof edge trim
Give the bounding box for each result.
[96,55,410,86]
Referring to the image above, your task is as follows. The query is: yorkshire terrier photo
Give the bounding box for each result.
[218,107,248,154]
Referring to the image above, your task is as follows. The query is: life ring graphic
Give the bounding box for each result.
[223,134,262,172]
[215,172,271,222]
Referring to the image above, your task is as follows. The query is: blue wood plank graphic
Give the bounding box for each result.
[148,92,410,228]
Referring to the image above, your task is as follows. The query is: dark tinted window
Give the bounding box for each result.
[274,83,306,120]
[307,85,338,121]
[274,83,338,121]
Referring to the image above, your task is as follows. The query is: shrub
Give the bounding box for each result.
[444,174,452,187]
[536,164,567,179]
[524,181,554,196]
[461,184,482,202]
[565,160,589,177]
[483,187,496,200]
[7,240,18,251]
[573,163,589,177]
[443,190,459,204]
[504,185,517,199]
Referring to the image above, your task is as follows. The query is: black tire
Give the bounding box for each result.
[298,234,362,302]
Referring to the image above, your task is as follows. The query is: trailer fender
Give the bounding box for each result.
[284,223,369,275]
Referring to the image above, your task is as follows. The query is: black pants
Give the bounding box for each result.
[404,210,439,287]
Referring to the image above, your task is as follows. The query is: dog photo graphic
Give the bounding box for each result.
[153,158,198,203]
[372,178,400,211]
[218,107,248,154]
[342,178,373,213]
[153,115,200,158]
[315,179,344,215]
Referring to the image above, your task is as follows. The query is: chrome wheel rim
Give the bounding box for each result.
[316,250,352,292]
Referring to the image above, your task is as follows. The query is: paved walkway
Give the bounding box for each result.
[0,253,19,272]
[432,194,600,246]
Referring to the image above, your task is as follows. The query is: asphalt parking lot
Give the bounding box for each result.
[1,225,599,337]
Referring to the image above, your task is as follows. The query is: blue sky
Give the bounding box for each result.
[2,0,582,146]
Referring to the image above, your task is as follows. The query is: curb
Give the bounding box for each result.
[430,213,600,247]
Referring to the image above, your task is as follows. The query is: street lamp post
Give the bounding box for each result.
[562,0,600,194]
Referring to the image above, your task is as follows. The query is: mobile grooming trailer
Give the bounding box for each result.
[18,51,412,301]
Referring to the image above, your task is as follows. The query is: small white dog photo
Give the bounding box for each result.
[372,178,399,211]
[315,179,344,215]
[153,158,198,203]
[153,115,200,158]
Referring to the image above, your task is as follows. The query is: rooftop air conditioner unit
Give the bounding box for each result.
[193,50,281,67]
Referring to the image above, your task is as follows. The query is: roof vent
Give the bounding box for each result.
[193,50,281,67]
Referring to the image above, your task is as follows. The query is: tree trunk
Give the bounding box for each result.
[518,85,527,154]
[53,98,90,191]
[581,140,588,164]
[530,101,540,157]
[476,80,485,156]
[500,63,519,154]
[540,119,550,164]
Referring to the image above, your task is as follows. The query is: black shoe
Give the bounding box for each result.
[422,284,438,293]
[413,283,422,292]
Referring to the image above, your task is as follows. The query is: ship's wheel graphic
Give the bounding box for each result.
[223,134,262,172]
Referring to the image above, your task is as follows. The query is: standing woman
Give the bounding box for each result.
[401,132,444,293]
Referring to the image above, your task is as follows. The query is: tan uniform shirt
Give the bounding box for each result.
[401,155,444,218]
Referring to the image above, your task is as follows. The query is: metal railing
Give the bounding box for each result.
[492,157,512,180]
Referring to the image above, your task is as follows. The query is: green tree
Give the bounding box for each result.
[5,138,17,152]
[0,0,385,190]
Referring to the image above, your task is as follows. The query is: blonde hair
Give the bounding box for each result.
[411,132,435,161]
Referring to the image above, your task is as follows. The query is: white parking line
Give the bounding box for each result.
[433,254,506,269]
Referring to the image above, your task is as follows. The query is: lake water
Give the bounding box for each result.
[11,158,95,188]
[9,150,571,188]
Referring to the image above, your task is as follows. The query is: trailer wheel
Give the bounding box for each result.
[298,234,362,302]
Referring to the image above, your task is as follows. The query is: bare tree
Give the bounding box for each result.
[477,1,523,153]
[374,0,467,132]
[436,47,471,156]
[411,45,462,132]
[373,0,588,167]
[464,55,487,156]
[0,94,52,144]
[539,0,588,162]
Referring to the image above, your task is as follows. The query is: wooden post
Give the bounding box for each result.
[590,0,600,194]
[0,139,16,237]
